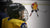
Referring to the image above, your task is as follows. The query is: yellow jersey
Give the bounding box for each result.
[32,3,38,10]
[2,17,25,28]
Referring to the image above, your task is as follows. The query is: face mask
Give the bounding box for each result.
[19,9,29,21]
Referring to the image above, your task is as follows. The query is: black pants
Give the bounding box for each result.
[31,10,37,13]
[31,9,39,13]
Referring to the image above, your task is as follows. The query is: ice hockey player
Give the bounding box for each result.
[2,3,28,28]
[30,2,39,17]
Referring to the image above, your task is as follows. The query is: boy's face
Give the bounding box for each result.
[21,10,25,19]
[19,10,24,19]
[18,9,28,21]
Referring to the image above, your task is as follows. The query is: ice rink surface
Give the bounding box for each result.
[12,0,50,28]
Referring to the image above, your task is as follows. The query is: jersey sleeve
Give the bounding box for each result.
[31,3,34,9]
